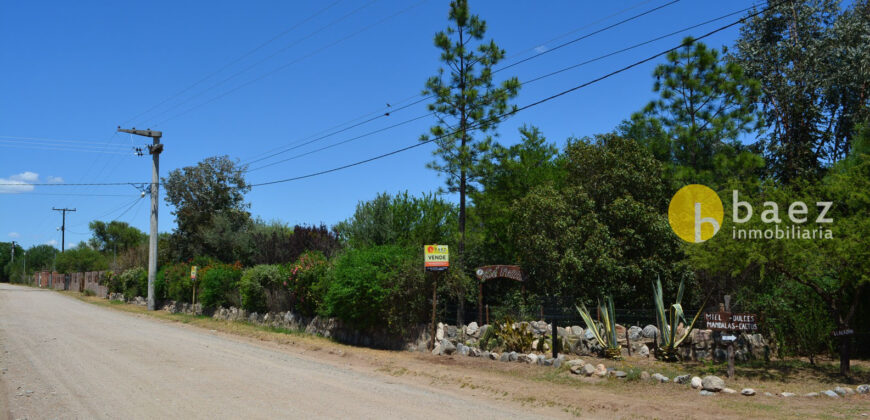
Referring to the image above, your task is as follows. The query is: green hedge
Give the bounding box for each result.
[199,262,242,309]
[239,264,286,313]
[320,245,427,333]
[286,250,329,316]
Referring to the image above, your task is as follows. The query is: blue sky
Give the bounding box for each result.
[0,0,759,249]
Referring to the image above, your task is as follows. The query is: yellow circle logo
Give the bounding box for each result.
[668,184,723,243]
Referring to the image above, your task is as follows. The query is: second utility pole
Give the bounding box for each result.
[52,208,76,252]
[118,127,162,311]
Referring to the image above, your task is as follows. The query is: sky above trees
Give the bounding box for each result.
[2,0,763,247]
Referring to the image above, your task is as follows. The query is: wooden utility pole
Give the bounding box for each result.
[52,208,76,252]
[117,127,162,311]
[724,295,735,378]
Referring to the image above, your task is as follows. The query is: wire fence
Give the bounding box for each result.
[438,302,658,329]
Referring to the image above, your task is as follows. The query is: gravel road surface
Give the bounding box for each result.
[0,284,546,419]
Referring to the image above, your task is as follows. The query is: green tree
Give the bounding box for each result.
[334,191,456,249]
[731,0,870,182]
[163,155,251,261]
[470,125,565,265]
[510,135,688,308]
[22,244,59,272]
[630,39,761,186]
[87,220,147,254]
[420,0,520,266]
[0,242,24,282]
[54,242,108,274]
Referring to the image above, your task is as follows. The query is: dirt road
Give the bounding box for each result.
[0,284,552,419]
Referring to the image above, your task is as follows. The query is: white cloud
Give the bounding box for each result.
[8,232,20,238]
[45,239,58,247]
[0,171,39,194]
[534,45,548,53]
[46,176,64,183]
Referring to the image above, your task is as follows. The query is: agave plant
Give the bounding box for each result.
[652,276,706,362]
[576,296,622,360]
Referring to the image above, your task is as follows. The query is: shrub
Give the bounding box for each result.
[239,265,286,313]
[479,317,534,353]
[321,245,427,333]
[285,250,329,316]
[119,267,147,300]
[199,262,242,309]
[156,262,193,303]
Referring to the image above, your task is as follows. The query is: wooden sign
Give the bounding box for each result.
[831,329,854,337]
[704,312,758,332]
[475,265,524,282]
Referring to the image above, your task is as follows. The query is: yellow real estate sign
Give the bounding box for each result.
[424,245,449,269]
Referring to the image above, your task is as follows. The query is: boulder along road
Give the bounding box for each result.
[0,284,549,419]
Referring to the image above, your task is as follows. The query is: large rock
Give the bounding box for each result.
[780,392,796,397]
[570,364,585,375]
[594,364,607,377]
[570,326,584,336]
[440,339,456,355]
[741,388,756,396]
[702,376,725,392]
[489,352,498,360]
[722,388,737,394]
[499,352,510,362]
[581,364,596,376]
[465,322,479,337]
[822,390,839,398]
[508,351,518,362]
[446,325,457,339]
[651,373,669,383]
[527,353,538,364]
[856,384,869,394]
[642,325,659,339]
[699,390,715,396]
[567,359,585,367]
[833,386,853,396]
[639,345,650,357]
[691,377,702,389]
[436,322,445,341]
[674,375,691,384]
[615,324,626,337]
[628,326,643,341]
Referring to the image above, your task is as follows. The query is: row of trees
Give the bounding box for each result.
[6,0,866,376]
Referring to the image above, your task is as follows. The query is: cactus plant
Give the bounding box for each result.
[652,276,705,362]
[576,296,622,360]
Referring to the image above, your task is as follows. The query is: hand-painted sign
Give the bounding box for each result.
[704,312,758,331]
[831,329,854,337]
[721,335,737,342]
[190,266,198,280]
[424,245,449,270]
[474,265,524,282]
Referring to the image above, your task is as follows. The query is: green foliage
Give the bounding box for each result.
[479,317,534,353]
[199,262,242,309]
[470,125,565,265]
[731,0,870,182]
[156,262,193,303]
[510,135,688,307]
[334,191,456,249]
[576,296,622,360]
[321,245,426,333]
[652,277,705,362]
[286,251,329,316]
[163,155,251,261]
[0,242,25,282]
[87,220,147,254]
[118,267,147,300]
[642,39,760,179]
[54,243,108,274]
[239,265,286,313]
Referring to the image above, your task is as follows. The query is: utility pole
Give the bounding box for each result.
[52,208,76,252]
[118,127,162,311]
[10,241,15,263]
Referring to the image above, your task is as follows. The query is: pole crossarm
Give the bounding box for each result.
[117,127,162,138]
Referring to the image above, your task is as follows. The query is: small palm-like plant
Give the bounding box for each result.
[652,276,705,362]
[576,296,622,360]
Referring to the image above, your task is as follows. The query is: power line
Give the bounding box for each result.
[122,0,346,126]
[143,0,389,127]
[238,0,682,168]
[248,5,766,188]
[245,2,761,172]
[0,135,133,147]
[0,142,131,155]
[238,0,662,165]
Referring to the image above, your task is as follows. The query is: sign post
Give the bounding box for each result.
[424,245,449,351]
[704,297,759,378]
[190,265,198,305]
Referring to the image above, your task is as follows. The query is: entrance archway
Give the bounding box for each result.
[475,265,525,325]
